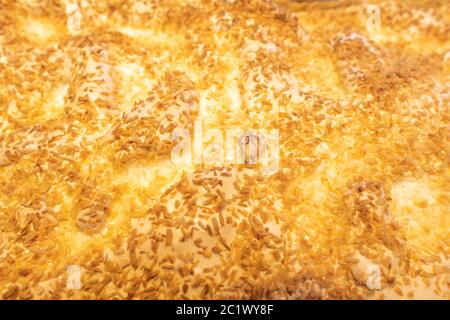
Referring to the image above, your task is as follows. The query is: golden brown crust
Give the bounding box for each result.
[0,0,448,299]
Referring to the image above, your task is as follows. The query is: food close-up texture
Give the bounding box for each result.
[0,0,449,299]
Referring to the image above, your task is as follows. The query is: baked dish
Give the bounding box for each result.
[0,0,448,299]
